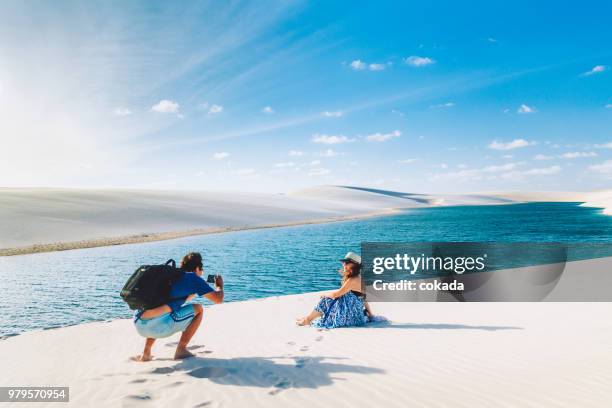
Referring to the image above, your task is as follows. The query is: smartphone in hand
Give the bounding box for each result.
[206,274,216,284]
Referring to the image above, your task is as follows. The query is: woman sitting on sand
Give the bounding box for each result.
[297,252,372,328]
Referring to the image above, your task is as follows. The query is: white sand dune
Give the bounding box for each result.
[1,291,611,407]
[1,186,611,255]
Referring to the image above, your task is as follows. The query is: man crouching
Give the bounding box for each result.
[133,252,224,361]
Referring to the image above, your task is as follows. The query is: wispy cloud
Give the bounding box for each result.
[398,158,418,164]
[589,160,612,174]
[404,56,435,67]
[312,134,354,144]
[212,152,230,160]
[113,107,132,116]
[517,104,536,114]
[365,130,401,142]
[488,139,534,150]
[288,150,304,156]
[430,102,455,108]
[274,161,295,168]
[431,162,523,181]
[308,167,330,176]
[322,111,343,117]
[581,65,607,76]
[519,165,561,176]
[349,60,389,71]
[605,104,612,109]
[534,154,554,160]
[208,104,224,114]
[594,142,612,149]
[261,106,274,114]
[151,99,179,113]
[318,149,340,157]
[559,151,597,159]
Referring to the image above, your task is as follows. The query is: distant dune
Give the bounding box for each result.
[0,186,609,255]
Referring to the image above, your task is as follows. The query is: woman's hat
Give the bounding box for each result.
[340,251,362,265]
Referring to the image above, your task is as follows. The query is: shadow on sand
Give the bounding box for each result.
[150,355,384,393]
[366,321,523,331]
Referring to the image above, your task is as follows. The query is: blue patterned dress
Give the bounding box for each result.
[311,292,368,329]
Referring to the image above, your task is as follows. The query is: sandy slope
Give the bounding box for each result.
[1,291,611,408]
[1,186,610,255]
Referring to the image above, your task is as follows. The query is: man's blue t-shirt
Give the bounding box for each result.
[167,272,214,312]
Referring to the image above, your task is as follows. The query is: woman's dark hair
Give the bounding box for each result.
[181,252,203,272]
[341,261,361,282]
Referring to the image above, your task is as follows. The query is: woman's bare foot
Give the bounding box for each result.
[131,353,153,362]
[296,317,311,326]
[174,347,196,360]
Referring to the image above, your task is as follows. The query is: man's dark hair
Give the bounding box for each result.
[180,252,203,272]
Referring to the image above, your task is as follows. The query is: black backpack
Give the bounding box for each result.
[120,259,185,310]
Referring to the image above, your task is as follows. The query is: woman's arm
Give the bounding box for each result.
[328,278,354,299]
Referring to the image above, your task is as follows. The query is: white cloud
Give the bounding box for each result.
[350,60,367,70]
[208,104,223,114]
[589,160,612,174]
[151,99,179,113]
[521,165,561,176]
[605,104,612,109]
[309,160,321,166]
[582,65,607,76]
[398,159,418,164]
[432,162,523,181]
[404,56,435,67]
[349,60,388,71]
[365,130,401,142]
[517,104,536,114]
[594,142,612,149]
[534,154,554,160]
[319,149,340,157]
[559,151,597,159]
[312,134,354,144]
[430,102,455,108]
[288,150,304,156]
[488,139,533,150]
[233,168,259,178]
[212,152,230,160]
[262,106,274,114]
[368,63,387,71]
[308,167,330,176]
[501,154,513,159]
[322,111,343,117]
[487,38,498,43]
[274,162,295,168]
[113,107,132,116]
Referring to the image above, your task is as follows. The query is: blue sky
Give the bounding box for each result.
[0,0,611,192]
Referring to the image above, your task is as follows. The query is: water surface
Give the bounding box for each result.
[1,202,611,337]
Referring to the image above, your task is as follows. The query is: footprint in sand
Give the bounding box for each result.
[129,378,148,384]
[286,341,296,346]
[315,336,323,342]
[152,367,175,375]
[294,357,312,369]
[299,346,309,352]
[193,402,212,408]
[269,379,292,395]
[124,392,153,401]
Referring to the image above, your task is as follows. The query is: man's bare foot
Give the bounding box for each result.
[296,317,310,326]
[131,354,153,362]
[174,347,196,360]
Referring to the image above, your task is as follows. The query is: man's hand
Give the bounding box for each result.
[214,275,224,289]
